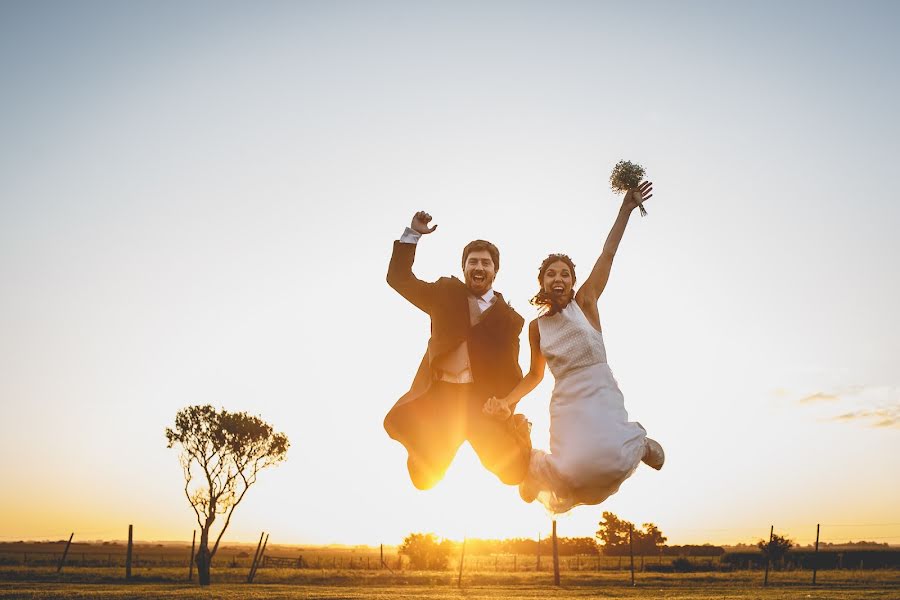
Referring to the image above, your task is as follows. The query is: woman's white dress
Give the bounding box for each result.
[525,300,648,514]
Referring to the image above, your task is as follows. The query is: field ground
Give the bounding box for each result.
[0,582,898,600]
[1,568,898,599]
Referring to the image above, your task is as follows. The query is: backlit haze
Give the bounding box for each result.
[1,1,898,549]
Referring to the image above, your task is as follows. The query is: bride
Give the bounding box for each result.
[485,181,664,514]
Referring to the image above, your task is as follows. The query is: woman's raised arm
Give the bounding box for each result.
[575,181,653,307]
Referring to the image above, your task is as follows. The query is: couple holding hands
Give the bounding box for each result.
[384,181,663,514]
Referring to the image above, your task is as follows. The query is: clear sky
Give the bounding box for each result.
[1,1,898,548]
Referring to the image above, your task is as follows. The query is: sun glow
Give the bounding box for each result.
[391,444,546,542]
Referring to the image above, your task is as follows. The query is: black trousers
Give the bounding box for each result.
[385,381,531,490]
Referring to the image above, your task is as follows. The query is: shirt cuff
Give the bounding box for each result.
[399,227,422,244]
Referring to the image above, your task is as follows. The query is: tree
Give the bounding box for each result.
[758,533,793,569]
[559,537,600,556]
[634,523,668,555]
[596,512,634,556]
[165,405,289,586]
[398,533,453,570]
[597,512,668,557]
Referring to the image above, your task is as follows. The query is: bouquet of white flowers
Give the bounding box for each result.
[610,160,648,216]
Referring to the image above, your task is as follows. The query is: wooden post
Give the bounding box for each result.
[253,534,270,582]
[249,533,269,583]
[379,544,394,573]
[629,525,635,586]
[457,538,467,587]
[812,524,820,585]
[552,520,560,586]
[56,532,74,573]
[188,530,196,581]
[126,525,133,581]
[764,525,773,586]
[247,532,265,583]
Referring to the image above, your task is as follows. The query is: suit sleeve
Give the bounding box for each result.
[387,240,439,314]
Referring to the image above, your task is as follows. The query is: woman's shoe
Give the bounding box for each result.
[642,438,665,470]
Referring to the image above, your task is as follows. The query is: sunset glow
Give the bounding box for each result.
[1,1,898,552]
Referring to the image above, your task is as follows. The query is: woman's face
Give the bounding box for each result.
[542,260,574,300]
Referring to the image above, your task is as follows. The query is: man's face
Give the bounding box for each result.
[463,249,496,296]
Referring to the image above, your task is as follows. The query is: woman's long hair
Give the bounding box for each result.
[530,253,577,316]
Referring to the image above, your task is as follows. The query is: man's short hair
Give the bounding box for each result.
[461,240,500,271]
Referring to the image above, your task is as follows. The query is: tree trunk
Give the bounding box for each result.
[195,531,212,586]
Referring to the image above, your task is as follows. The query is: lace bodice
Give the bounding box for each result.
[538,301,607,378]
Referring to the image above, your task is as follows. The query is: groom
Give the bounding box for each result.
[385,210,532,490]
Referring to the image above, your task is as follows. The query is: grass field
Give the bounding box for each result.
[1,583,898,600]
[1,568,898,599]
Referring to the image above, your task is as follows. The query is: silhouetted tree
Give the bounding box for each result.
[398,533,453,570]
[165,405,288,586]
[758,533,793,569]
[596,512,633,556]
[559,537,600,555]
[597,512,668,557]
[634,522,668,555]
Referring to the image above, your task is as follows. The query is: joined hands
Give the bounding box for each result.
[483,396,512,421]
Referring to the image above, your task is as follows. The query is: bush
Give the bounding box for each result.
[398,533,453,571]
[671,557,693,572]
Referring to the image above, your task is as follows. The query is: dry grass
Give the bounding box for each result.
[0,566,898,599]
[1,581,899,600]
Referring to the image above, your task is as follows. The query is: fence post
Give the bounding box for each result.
[56,533,74,573]
[552,520,560,586]
[126,526,133,581]
[249,533,269,583]
[247,531,266,583]
[764,525,773,586]
[188,530,196,581]
[812,524,820,585]
[629,525,635,586]
[248,532,265,583]
[457,538,467,588]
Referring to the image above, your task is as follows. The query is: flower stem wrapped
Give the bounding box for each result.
[610,160,648,216]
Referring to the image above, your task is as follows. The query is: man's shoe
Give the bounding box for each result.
[519,476,539,503]
[642,437,665,470]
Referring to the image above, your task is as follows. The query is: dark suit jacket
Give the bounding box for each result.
[385,240,525,414]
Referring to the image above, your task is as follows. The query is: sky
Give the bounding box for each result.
[1,1,898,549]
